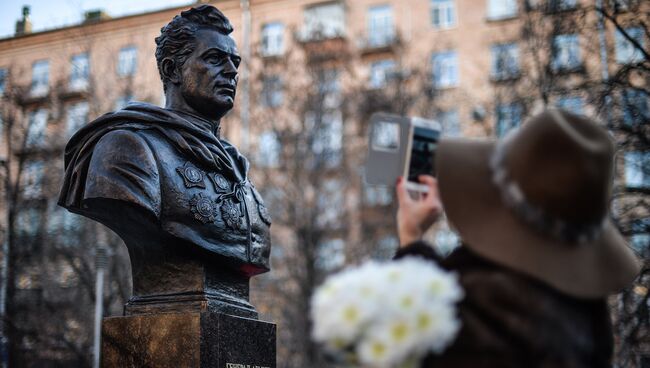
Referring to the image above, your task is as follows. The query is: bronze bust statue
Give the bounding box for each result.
[58,5,271,318]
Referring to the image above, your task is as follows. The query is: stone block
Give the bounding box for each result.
[102,312,276,368]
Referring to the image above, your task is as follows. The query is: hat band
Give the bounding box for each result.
[489,138,607,245]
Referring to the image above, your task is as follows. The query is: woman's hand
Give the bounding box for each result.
[396,175,443,247]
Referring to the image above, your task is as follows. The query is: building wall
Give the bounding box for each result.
[0,0,647,365]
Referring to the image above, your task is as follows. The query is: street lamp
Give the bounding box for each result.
[93,245,108,368]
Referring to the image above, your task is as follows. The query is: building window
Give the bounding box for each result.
[624,151,650,189]
[609,0,635,10]
[66,102,89,138]
[26,109,48,147]
[556,96,584,115]
[117,46,137,76]
[548,0,577,11]
[317,179,345,228]
[630,219,649,254]
[318,69,341,109]
[22,160,44,199]
[17,207,41,238]
[261,22,284,56]
[310,111,343,167]
[316,238,345,271]
[368,5,394,47]
[431,0,456,29]
[48,206,82,238]
[257,131,281,168]
[369,59,396,88]
[70,53,89,90]
[114,94,133,110]
[495,103,522,137]
[261,75,283,108]
[631,233,649,254]
[431,51,459,88]
[364,184,392,206]
[552,34,581,71]
[303,2,345,40]
[615,27,645,64]
[491,43,520,80]
[0,68,6,96]
[487,0,518,19]
[622,89,649,126]
[436,109,461,137]
[31,60,49,96]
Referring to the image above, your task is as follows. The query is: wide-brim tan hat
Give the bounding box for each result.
[437,109,641,298]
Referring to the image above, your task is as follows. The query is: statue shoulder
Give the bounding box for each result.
[84,129,162,218]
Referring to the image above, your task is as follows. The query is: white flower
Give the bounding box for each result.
[311,256,464,368]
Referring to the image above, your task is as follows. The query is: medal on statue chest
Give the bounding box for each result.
[189,193,218,224]
[176,162,206,189]
[220,198,243,229]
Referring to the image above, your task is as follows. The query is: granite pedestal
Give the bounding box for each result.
[102,312,276,368]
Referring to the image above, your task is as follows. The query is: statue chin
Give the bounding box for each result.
[183,95,233,121]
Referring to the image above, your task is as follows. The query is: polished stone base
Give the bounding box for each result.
[102,312,276,368]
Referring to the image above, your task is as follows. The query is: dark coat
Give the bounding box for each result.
[395,242,613,368]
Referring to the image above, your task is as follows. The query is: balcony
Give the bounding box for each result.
[61,78,89,100]
[359,32,400,55]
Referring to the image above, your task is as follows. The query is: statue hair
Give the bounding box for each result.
[155,5,233,92]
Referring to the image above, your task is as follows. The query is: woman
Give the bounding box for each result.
[394,109,640,367]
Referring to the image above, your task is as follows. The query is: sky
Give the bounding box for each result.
[0,0,194,38]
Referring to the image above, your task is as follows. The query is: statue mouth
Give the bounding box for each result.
[215,83,236,97]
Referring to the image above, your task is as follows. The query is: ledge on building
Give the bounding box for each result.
[490,72,521,83]
[18,90,50,107]
[60,81,90,100]
[548,63,586,76]
[359,34,401,56]
[485,13,519,23]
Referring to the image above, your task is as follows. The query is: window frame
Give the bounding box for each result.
[367,4,395,47]
[261,22,285,56]
[487,0,518,20]
[491,43,520,80]
[431,51,459,89]
[117,46,138,77]
[551,34,582,71]
[431,0,457,29]
[369,59,396,88]
[615,27,645,64]
[70,53,90,90]
[31,60,50,96]
[624,151,650,189]
[495,103,523,137]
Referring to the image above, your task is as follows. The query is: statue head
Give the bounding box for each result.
[155,5,240,121]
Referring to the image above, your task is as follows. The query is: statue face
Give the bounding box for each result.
[179,29,240,120]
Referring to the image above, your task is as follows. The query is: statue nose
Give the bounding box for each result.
[223,60,238,78]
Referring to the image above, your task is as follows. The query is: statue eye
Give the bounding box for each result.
[205,55,224,64]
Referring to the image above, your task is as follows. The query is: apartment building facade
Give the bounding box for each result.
[0,0,647,366]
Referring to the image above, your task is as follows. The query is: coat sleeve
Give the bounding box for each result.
[393,240,442,262]
[83,129,161,219]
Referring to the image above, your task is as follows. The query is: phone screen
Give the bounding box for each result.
[408,126,439,181]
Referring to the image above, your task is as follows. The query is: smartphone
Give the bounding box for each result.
[365,113,440,192]
[404,119,440,192]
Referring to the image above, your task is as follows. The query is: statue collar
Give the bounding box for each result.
[59,102,249,210]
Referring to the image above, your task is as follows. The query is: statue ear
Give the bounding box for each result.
[161,58,180,85]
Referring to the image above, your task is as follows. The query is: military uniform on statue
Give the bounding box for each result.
[59,6,276,367]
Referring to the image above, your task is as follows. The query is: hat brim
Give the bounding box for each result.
[437,138,641,298]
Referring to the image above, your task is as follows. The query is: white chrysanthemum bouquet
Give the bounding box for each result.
[311,257,463,368]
